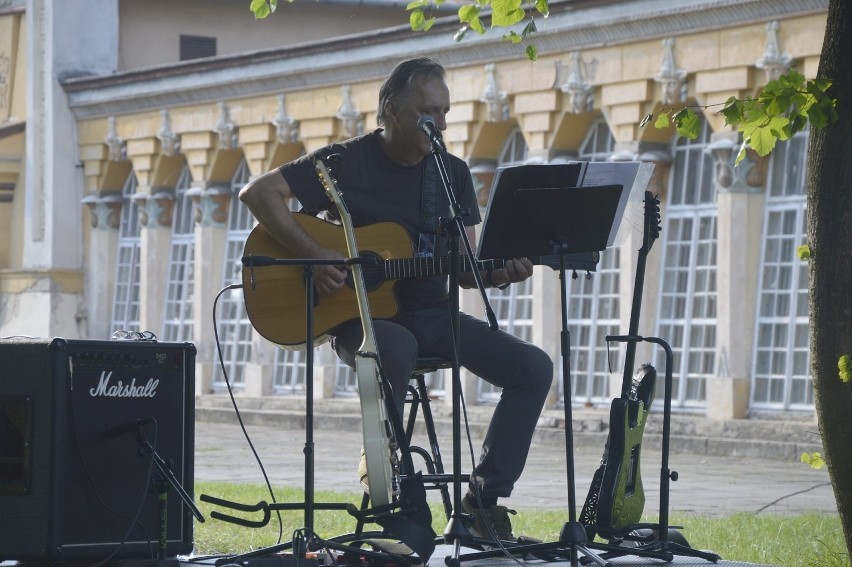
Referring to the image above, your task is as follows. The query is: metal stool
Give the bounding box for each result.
[356,356,466,527]
[405,356,458,521]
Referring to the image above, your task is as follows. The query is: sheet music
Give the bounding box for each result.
[577,161,655,246]
[477,160,654,259]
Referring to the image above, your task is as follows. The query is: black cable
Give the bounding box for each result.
[92,422,159,567]
[211,283,285,544]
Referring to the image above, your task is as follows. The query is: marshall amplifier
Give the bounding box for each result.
[0,337,196,561]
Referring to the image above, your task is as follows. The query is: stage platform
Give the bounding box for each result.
[174,542,777,567]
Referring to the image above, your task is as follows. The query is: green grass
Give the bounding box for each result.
[193,481,849,567]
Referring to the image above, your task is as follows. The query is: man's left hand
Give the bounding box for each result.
[497,258,534,286]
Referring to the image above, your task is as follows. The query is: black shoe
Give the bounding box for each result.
[461,495,516,540]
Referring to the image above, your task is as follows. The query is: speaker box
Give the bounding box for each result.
[0,337,196,562]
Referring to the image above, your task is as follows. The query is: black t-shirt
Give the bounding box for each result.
[279,129,481,311]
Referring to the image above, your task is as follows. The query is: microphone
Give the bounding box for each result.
[416,115,445,151]
[104,417,154,439]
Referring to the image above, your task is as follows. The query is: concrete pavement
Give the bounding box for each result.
[193,417,838,518]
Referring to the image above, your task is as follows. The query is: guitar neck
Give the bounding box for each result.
[383,255,506,280]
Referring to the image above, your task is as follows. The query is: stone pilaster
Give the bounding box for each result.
[189,181,229,394]
[707,132,765,419]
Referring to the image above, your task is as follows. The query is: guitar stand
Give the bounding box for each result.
[580,334,720,565]
[203,257,425,567]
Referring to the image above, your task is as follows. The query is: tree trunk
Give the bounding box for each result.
[809,0,852,557]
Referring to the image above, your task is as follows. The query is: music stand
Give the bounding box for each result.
[468,174,626,567]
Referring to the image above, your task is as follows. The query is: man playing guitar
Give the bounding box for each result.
[239,57,553,542]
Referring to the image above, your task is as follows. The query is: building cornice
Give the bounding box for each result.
[62,0,828,120]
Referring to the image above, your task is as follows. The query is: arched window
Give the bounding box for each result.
[480,128,533,403]
[110,173,141,334]
[563,118,619,405]
[214,160,254,389]
[751,129,812,410]
[655,118,717,409]
[275,189,312,395]
[162,167,195,342]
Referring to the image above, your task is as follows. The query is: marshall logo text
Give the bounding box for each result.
[89,371,160,398]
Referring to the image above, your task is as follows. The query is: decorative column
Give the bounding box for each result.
[188,181,231,395]
[755,21,792,83]
[337,85,364,140]
[706,131,765,419]
[560,51,595,115]
[80,117,131,339]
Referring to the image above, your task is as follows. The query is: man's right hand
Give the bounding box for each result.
[312,246,349,296]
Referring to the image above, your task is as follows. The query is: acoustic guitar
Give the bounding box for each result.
[241,217,567,348]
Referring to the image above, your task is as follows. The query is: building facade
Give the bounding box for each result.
[0,0,829,419]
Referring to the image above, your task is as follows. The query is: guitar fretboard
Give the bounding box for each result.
[383,256,506,280]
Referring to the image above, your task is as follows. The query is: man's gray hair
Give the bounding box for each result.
[376,57,446,126]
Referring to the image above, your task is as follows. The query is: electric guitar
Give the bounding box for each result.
[580,191,662,536]
[315,156,396,508]
[596,363,656,531]
[241,217,580,348]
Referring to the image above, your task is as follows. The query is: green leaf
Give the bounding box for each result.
[525,44,537,62]
[720,97,744,125]
[410,9,426,30]
[535,0,549,17]
[491,0,524,27]
[653,113,670,129]
[406,0,430,9]
[520,18,536,39]
[746,130,776,157]
[788,114,809,137]
[409,9,435,31]
[503,30,522,44]
[801,452,825,470]
[795,244,810,261]
[673,108,700,139]
[458,4,479,23]
[840,355,851,383]
[748,115,789,156]
[250,0,271,18]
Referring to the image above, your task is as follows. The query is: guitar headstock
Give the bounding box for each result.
[641,191,662,255]
[315,154,349,216]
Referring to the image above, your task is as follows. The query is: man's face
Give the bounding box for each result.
[393,76,451,157]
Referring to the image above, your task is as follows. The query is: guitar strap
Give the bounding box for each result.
[415,156,441,258]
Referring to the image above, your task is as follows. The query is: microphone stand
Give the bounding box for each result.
[132,430,204,561]
[424,135,497,567]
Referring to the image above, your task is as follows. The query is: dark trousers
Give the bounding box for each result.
[333,305,553,502]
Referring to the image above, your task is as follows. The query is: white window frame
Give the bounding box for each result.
[110,173,142,334]
[655,119,717,409]
[213,161,254,390]
[751,130,812,411]
[162,167,195,343]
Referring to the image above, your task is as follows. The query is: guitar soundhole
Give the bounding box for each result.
[345,252,385,292]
